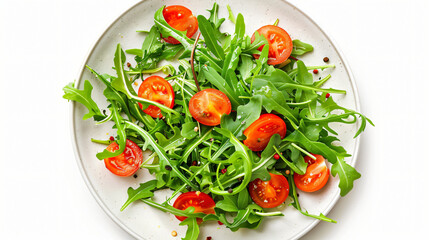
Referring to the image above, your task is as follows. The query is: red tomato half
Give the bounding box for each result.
[173,191,216,224]
[294,154,330,192]
[162,5,199,44]
[189,88,232,126]
[249,173,290,208]
[251,25,293,65]
[104,139,143,177]
[243,114,287,151]
[138,76,175,118]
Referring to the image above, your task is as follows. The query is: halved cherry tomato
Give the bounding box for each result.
[243,114,286,151]
[294,154,330,192]
[173,191,215,224]
[249,173,289,208]
[251,25,293,65]
[162,5,198,44]
[104,139,143,177]
[138,76,175,118]
[189,88,231,126]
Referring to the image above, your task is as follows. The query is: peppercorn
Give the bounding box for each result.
[127,62,131,68]
[109,136,115,141]
[273,153,280,160]
[221,168,227,174]
[313,69,319,74]
[165,165,172,171]
[227,188,233,193]
[133,174,138,178]
[326,93,331,98]
[323,57,329,62]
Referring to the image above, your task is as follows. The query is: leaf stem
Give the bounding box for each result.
[90,138,112,145]
[191,32,202,92]
[291,143,316,160]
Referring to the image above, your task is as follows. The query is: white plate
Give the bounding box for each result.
[71,0,361,239]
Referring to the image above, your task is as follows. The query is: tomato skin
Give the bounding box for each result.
[189,88,232,126]
[251,25,293,65]
[104,139,143,177]
[294,154,330,192]
[173,191,216,224]
[249,173,289,208]
[138,76,175,118]
[243,114,287,151]
[162,5,198,44]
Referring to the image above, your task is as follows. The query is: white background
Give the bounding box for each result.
[1,0,428,239]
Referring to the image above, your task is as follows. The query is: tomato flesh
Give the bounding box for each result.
[189,88,231,126]
[249,173,289,208]
[162,5,198,44]
[138,76,175,118]
[251,25,293,65]
[294,154,330,192]
[243,114,287,151]
[104,139,143,177]
[173,191,215,224]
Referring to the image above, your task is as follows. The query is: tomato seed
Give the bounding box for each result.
[326,93,331,98]
[221,168,227,174]
[171,231,177,237]
[274,153,280,160]
[313,69,319,74]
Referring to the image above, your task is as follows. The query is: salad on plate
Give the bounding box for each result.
[63,3,373,239]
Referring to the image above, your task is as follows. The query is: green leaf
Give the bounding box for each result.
[216,195,239,212]
[141,25,163,58]
[221,95,262,138]
[120,180,157,211]
[243,31,268,53]
[62,80,103,120]
[197,15,225,60]
[86,66,132,120]
[227,4,236,23]
[181,122,198,139]
[331,157,361,196]
[180,218,199,240]
[141,199,206,218]
[95,101,126,159]
[292,39,314,56]
[201,66,242,108]
[252,78,299,129]
[238,54,254,81]
[124,121,198,190]
[237,188,251,210]
[155,127,187,151]
[285,129,340,164]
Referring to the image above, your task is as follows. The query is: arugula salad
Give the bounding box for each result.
[63,3,373,239]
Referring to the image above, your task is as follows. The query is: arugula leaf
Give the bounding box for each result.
[86,66,132,120]
[180,218,199,240]
[227,5,236,23]
[120,180,157,211]
[141,25,163,58]
[221,95,262,138]
[238,54,254,81]
[216,195,239,212]
[197,15,225,60]
[292,39,314,56]
[243,31,268,54]
[201,66,242,108]
[95,101,127,160]
[63,80,103,120]
[124,121,198,190]
[141,199,206,218]
[331,157,361,196]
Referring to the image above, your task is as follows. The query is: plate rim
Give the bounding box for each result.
[69,0,362,239]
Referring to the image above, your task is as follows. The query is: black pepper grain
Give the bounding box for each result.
[323,57,329,62]
[165,165,172,171]
[133,174,138,178]
[206,237,212,240]
[227,188,233,194]
[127,62,131,68]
